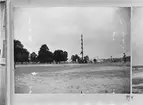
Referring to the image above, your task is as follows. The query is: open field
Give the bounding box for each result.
[15,62,130,94]
[132,67,143,93]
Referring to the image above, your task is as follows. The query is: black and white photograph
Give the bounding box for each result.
[132,7,143,94]
[14,7,131,94]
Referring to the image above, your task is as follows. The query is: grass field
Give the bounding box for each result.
[15,62,130,94]
[132,67,143,93]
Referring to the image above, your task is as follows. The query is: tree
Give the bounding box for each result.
[54,50,63,63]
[83,55,89,63]
[71,54,80,63]
[63,51,68,62]
[14,40,24,63]
[14,40,24,50]
[37,44,48,63]
[22,48,29,63]
[30,52,37,63]
[71,55,76,62]
[53,50,68,63]
[45,51,54,63]
[37,44,53,63]
[40,44,49,52]
[14,40,29,63]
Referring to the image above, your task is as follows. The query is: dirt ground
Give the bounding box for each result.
[132,68,143,93]
[15,63,130,94]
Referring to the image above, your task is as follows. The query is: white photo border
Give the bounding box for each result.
[6,0,136,105]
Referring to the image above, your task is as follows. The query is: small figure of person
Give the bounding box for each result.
[110,56,113,62]
[123,53,126,63]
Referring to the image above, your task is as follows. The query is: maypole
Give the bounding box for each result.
[81,34,83,62]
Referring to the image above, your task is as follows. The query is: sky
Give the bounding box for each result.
[14,7,130,60]
[132,7,143,66]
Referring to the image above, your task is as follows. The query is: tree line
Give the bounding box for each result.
[14,40,68,64]
[70,54,95,63]
[14,40,94,64]
[14,39,129,65]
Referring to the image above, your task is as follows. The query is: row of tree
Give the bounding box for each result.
[71,54,97,63]
[14,40,96,64]
[14,40,68,64]
[14,39,128,64]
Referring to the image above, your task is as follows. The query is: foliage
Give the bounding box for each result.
[30,52,37,62]
[14,40,29,63]
[83,55,89,63]
[71,54,80,63]
[54,50,68,63]
[37,44,53,63]
[14,40,68,64]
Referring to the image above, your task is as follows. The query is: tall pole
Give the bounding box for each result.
[81,34,83,61]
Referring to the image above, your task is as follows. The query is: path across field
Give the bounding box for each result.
[15,63,130,94]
